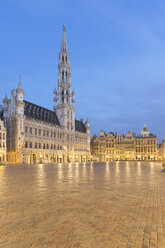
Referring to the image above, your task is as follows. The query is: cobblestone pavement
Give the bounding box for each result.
[0,162,165,248]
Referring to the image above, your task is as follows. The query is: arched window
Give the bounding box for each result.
[62,90,64,103]
[66,90,69,103]
[67,121,69,130]
[67,110,69,119]
[62,56,64,62]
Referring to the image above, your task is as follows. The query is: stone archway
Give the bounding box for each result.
[33,154,36,164]
[57,155,62,163]
[53,155,56,163]
[67,155,72,163]
[27,154,31,164]
[0,153,5,163]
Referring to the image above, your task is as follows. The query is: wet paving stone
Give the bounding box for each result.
[0,161,165,247]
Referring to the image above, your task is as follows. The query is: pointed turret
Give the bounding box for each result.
[16,76,25,118]
[16,75,24,96]
[3,94,8,104]
[18,81,22,89]
[85,117,90,134]
[141,124,149,137]
[61,25,68,53]
[2,94,8,123]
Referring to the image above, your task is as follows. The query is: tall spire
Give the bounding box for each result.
[55,26,75,131]
[61,24,68,53]
[57,24,71,105]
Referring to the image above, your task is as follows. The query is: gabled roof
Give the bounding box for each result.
[92,134,97,139]
[142,127,149,132]
[136,134,156,138]
[0,106,3,120]
[75,119,86,133]
[149,133,156,137]
[100,130,106,137]
[0,111,3,121]
[107,132,115,137]
[24,100,60,126]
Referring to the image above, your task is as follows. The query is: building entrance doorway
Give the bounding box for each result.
[67,155,71,162]
[33,154,36,164]
[58,157,62,163]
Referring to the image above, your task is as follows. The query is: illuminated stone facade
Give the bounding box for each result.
[0,119,6,163]
[91,126,157,161]
[2,26,90,164]
[158,140,165,161]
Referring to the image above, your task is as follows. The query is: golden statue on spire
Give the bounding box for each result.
[63,24,66,32]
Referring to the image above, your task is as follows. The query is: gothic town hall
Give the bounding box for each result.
[2,26,90,164]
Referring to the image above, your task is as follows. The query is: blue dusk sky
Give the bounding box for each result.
[0,0,165,142]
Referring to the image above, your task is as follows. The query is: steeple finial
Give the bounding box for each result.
[3,93,8,104]
[5,92,7,100]
[61,24,68,52]
[18,74,22,89]
[63,24,66,32]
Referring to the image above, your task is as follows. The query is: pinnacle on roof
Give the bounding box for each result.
[18,75,22,89]
[61,24,68,53]
[142,124,149,131]
[3,94,8,104]
[18,81,22,89]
